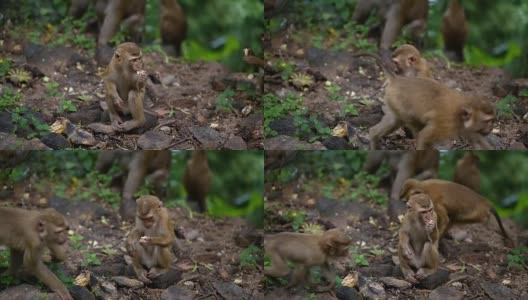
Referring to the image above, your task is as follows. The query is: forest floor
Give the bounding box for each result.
[263,26,528,150]
[264,177,528,300]
[0,26,263,150]
[0,181,263,299]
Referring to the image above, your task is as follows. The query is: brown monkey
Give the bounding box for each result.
[264,228,351,291]
[441,0,468,62]
[96,151,171,221]
[126,195,175,283]
[97,0,146,46]
[392,44,432,78]
[98,42,148,133]
[352,0,429,51]
[453,152,480,192]
[400,178,512,243]
[0,208,72,300]
[398,193,439,283]
[353,52,495,150]
[363,150,439,221]
[160,0,187,56]
[183,151,211,212]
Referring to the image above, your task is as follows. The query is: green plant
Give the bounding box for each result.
[239,244,260,269]
[0,87,22,110]
[349,246,368,267]
[496,94,516,117]
[69,232,85,250]
[11,107,50,138]
[57,100,78,114]
[46,82,61,97]
[215,89,235,112]
[350,172,387,205]
[520,89,528,97]
[264,93,303,137]
[285,210,306,231]
[506,246,528,269]
[82,253,101,267]
[326,85,345,102]
[0,58,11,77]
[343,103,359,117]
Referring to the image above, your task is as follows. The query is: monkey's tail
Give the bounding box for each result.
[351,52,396,79]
[490,207,512,242]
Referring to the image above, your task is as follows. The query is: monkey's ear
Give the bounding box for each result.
[460,107,472,121]
[115,51,121,62]
[408,56,416,64]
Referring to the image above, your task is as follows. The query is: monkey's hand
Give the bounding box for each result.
[137,269,152,284]
[425,220,435,233]
[136,70,147,90]
[403,270,418,284]
[140,236,152,245]
[415,268,430,280]
[403,245,414,260]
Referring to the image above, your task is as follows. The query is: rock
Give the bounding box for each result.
[160,286,194,300]
[428,286,463,300]
[66,109,102,125]
[416,269,450,290]
[69,285,95,300]
[510,142,527,150]
[224,135,247,150]
[359,281,387,300]
[335,286,362,300]
[239,113,263,143]
[264,135,327,150]
[112,276,144,288]
[0,284,41,300]
[100,281,118,294]
[480,282,516,300]
[212,281,247,299]
[250,293,265,300]
[0,132,51,150]
[89,263,126,277]
[190,126,224,149]
[150,268,182,289]
[41,133,69,149]
[359,264,394,278]
[379,277,412,290]
[269,117,296,136]
[322,136,355,150]
[137,131,173,149]
[0,112,15,133]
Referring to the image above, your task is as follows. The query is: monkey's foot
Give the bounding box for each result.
[120,199,137,222]
[147,267,168,279]
[137,270,152,284]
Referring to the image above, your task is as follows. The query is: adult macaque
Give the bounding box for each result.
[98,42,148,133]
[352,0,429,51]
[398,194,439,283]
[0,208,72,300]
[400,179,512,243]
[354,53,495,150]
[96,151,171,221]
[126,195,175,283]
[264,228,351,291]
[183,151,211,212]
[441,0,468,62]
[160,0,187,56]
[392,44,432,78]
[453,152,480,192]
[97,0,146,46]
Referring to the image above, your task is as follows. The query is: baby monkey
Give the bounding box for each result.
[126,195,175,283]
[392,44,432,78]
[264,228,351,291]
[398,193,440,284]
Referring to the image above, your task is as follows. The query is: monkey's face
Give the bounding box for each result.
[408,194,436,232]
[139,214,155,229]
[129,55,144,72]
[322,229,352,257]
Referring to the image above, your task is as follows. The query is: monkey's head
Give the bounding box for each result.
[392,44,420,76]
[460,97,495,136]
[136,195,163,229]
[114,42,144,72]
[400,178,424,200]
[407,194,436,232]
[319,228,351,257]
[39,208,69,246]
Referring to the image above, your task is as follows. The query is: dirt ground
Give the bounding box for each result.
[0,182,264,299]
[264,177,528,300]
[0,27,263,150]
[263,27,528,150]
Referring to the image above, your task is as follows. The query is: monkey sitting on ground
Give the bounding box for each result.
[264,228,351,291]
[126,195,175,283]
[353,52,496,150]
[0,207,72,300]
[392,44,432,78]
[398,193,440,283]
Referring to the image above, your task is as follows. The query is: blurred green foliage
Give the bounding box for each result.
[0,0,263,71]
[269,0,528,76]
[266,151,528,227]
[0,151,264,226]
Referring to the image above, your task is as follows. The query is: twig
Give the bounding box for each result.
[445,275,468,286]
[176,274,200,287]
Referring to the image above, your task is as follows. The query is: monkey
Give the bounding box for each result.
[264,228,351,291]
[392,44,432,78]
[453,152,480,192]
[364,150,440,222]
[126,195,175,283]
[352,0,429,54]
[160,0,187,56]
[183,151,211,213]
[441,0,468,62]
[69,0,91,19]
[0,207,72,300]
[96,42,149,133]
[352,52,495,150]
[97,0,146,46]
[399,178,512,244]
[398,193,440,284]
[96,151,172,221]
